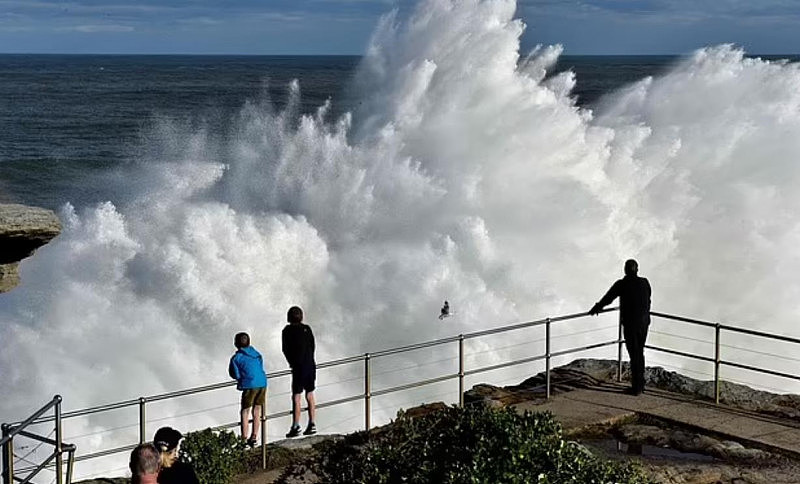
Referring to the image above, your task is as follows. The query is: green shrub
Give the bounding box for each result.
[179,428,247,484]
[309,405,648,483]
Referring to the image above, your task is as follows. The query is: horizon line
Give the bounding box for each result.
[2,52,800,57]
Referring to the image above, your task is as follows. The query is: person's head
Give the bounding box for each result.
[234,332,250,349]
[287,306,304,325]
[129,443,160,481]
[624,259,639,276]
[153,426,183,468]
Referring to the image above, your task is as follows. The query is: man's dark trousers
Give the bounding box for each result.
[624,323,649,392]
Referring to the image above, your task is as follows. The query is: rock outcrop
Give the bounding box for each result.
[464,358,800,419]
[0,203,61,292]
[616,423,771,462]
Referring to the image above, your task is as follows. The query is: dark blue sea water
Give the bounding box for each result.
[0,54,682,210]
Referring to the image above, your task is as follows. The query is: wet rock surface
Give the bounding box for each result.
[615,424,771,463]
[465,358,800,419]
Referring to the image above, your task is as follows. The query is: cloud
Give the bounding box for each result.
[176,16,220,25]
[252,12,304,22]
[0,0,176,15]
[65,24,135,32]
[0,25,33,32]
[521,0,800,21]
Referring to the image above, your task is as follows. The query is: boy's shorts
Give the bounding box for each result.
[241,387,266,409]
[291,366,316,395]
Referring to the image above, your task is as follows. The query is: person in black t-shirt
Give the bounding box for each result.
[589,259,652,395]
[282,306,317,438]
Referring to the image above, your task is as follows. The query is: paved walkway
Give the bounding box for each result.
[514,381,800,458]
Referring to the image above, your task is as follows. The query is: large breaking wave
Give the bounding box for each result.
[3,0,800,477]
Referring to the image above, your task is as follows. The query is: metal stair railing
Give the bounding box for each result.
[2,395,76,484]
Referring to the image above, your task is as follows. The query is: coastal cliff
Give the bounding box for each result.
[0,203,61,292]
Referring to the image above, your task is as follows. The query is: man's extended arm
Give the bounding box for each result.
[589,280,621,315]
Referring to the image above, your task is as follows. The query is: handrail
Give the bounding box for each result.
[647,312,800,404]
[649,311,718,328]
[6,306,800,482]
[10,307,619,428]
[650,311,800,344]
[720,324,800,345]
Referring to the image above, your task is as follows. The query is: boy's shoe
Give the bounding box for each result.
[303,423,317,436]
[285,426,302,438]
[246,437,257,448]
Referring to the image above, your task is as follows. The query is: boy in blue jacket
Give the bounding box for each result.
[228,332,267,447]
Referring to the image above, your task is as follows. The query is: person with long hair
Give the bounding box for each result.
[153,426,199,484]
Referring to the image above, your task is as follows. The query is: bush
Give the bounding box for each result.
[179,428,247,484]
[308,405,648,483]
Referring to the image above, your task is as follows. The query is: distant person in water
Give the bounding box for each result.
[282,306,317,438]
[228,332,268,447]
[129,443,160,484]
[589,259,652,395]
[153,426,199,484]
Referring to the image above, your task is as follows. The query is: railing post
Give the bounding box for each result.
[714,323,721,405]
[2,423,13,484]
[65,447,75,484]
[364,353,371,431]
[458,335,465,407]
[55,395,63,484]
[545,318,551,399]
[261,393,267,470]
[617,322,623,383]
[138,397,147,444]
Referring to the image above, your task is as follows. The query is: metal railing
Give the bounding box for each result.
[648,311,800,404]
[4,307,800,482]
[2,395,76,484]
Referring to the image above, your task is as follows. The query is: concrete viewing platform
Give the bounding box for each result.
[514,381,800,459]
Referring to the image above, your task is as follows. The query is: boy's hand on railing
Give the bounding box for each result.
[588,304,603,316]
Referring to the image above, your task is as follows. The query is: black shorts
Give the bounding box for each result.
[291,366,316,395]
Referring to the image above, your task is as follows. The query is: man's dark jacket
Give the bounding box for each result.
[594,275,651,327]
[282,323,315,369]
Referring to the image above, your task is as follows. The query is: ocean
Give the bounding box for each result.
[0,54,678,210]
[3,2,800,478]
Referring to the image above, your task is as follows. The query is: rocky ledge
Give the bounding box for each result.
[0,204,61,292]
[465,358,800,419]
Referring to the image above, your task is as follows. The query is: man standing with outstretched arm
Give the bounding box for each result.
[589,259,651,395]
[282,306,317,437]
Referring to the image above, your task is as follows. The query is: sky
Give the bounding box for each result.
[1,0,800,55]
